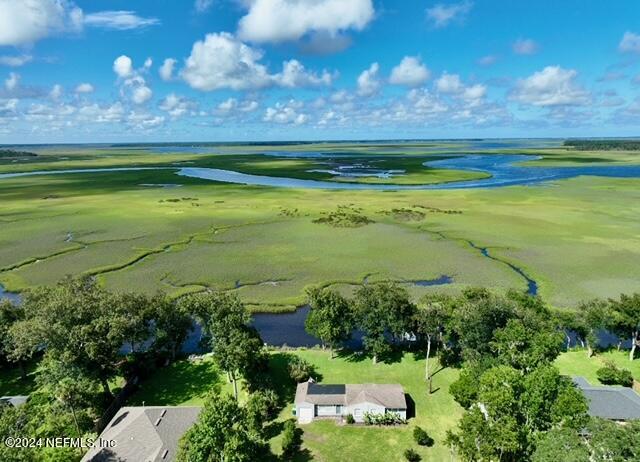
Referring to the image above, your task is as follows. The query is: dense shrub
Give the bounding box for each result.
[404,448,422,462]
[281,419,302,459]
[363,411,406,426]
[246,389,279,432]
[597,362,634,387]
[413,426,434,447]
[345,413,355,424]
[288,356,314,383]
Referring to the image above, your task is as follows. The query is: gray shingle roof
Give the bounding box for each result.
[81,406,201,462]
[295,382,407,409]
[573,376,640,421]
[0,396,29,407]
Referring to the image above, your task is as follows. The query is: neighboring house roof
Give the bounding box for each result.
[0,396,29,407]
[81,406,201,462]
[573,376,640,421]
[295,382,407,409]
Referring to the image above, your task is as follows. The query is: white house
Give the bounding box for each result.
[294,381,407,424]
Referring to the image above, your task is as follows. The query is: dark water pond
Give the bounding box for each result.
[181,305,363,352]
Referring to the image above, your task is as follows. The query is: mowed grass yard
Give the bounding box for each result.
[555,349,640,384]
[273,350,462,462]
[126,349,462,462]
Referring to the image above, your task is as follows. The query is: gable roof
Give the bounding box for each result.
[295,382,406,409]
[346,384,407,409]
[81,406,201,462]
[573,376,640,421]
[0,396,29,407]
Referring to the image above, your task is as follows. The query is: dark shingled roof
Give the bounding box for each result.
[81,406,201,462]
[573,376,640,421]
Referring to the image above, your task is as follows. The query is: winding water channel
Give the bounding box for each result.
[2,152,639,346]
[3,154,640,190]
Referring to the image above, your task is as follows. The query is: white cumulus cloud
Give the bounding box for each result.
[619,31,640,54]
[132,86,152,104]
[389,57,430,87]
[182,33,271,91]
[0,1,155,46]
[182,33,335,91]
[436,73,463,93]
[426,1,473,28]
[357,62,381,97]
[0,0,82,46]
[75,83,94,93]
[511,66,590,107]
[215,98,259,116]
[159,58,176,81]
[113,55,133,78]
[274,60,335,87]
[264,99,308,124]
[159,93,195,118]
[237,0,374,43]
[513,38,539,55]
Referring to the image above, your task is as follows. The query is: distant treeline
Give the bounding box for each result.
[564,139,640,151]
[0,149,37,158]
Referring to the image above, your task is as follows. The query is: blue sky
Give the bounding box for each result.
[1,0,640,143]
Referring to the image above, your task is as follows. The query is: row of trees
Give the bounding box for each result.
[305,283,416,363]
[0,278,278,462]
[305,284,640,372]
[1,277,193,400]
[560,293,640,360]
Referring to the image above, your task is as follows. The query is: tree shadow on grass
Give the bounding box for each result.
[335,348,367,363]
[127,359,221,406]
[268,353,323,407]
[291,448,313,462]
[264,420,286,440]
[0,360,39,397]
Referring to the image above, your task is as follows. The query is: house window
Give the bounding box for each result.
[354,408,363,418]
[316,405,338,416]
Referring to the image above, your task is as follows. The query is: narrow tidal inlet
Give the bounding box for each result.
[0,284,21,304]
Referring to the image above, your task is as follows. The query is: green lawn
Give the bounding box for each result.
[127,350,462,462]
[0,361,39,397]
[276,350,462,462]
[555,350,640,384]
[128,356,237,406]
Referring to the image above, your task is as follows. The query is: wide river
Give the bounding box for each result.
[3,154,640,189]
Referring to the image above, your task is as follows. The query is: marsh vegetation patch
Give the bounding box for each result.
[313,205,374,228]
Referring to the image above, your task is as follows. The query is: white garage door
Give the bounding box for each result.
[299,407,313,424]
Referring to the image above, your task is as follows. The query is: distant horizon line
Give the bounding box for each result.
[2,136,640,147]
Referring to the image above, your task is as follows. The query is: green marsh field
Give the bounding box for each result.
[1,141,639,311]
